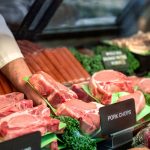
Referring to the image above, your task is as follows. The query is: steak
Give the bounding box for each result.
[0,92,33,118]
[89,70,134,105]
[0,100,33,118]
[0,105,59,140]
[56,99,103,134]
[29,71,78,108]
[137,78,150,93]
[71,81,95,102]
[0,92,24,109]
[0,92,24,101]
[118,90,145,114]
[128,76,150,93]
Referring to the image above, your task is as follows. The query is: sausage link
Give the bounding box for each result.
[43,49,72,83]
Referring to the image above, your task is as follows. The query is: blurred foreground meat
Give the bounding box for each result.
[0,105,59,140]
[0,92,33,118]
[0,92,60,141]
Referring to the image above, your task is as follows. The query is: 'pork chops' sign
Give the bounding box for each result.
[99,99,136,135]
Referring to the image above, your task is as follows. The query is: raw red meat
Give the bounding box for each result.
[71,81,95,102]
[128,76,141,88]
[0,105,59,140]
[0,100,33,118]
[29,71,78,108]
[89,70,134,105]
[49,140,58,150]
[0,92,24,107]
[128,76,150,93]
[118,90,145,114]
[29,72,55,96]
[137,78,150,93]
[0,92,33,118]
[56,99,103,134]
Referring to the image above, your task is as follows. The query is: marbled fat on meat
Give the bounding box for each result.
[29,71,78,108]
[89,70,134,105]
[56,99,103,134]
[118,90,145,114]
[0,92,33,118]
[0,105,59,140]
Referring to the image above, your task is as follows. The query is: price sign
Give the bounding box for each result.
[99,99,136,135]
[0,131,41,150]
[101,50,128,72]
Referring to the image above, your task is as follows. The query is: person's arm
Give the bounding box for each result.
[1,58,45,105]
[0,15,45,105]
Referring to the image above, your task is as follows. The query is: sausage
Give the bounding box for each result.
[58,47,90,82]
[25,54,42,73]
[0,73,12,94]
[17,41,32,55]
[30,53,52,75]
[38,51,65,82]
[43,49,72,82]
[22,40,42,52]
[0,84,5,94]
[52,48,78,83]
[25,60,36,74]
[10,84,17,92]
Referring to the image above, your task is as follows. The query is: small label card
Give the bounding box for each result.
[0,131,41,150]
[101,50,128,72]
[99,99,136,135]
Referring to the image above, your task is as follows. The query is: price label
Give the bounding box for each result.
[0,131,41,150]
[101,50,128,72]
[99,99,136,135]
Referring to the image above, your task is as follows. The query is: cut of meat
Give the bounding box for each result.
[118,90,145,114]
[71,82,95,102]
[0,92,24,110]
[39,71,78,98]
[29,71,78,108]
[128,76,141,89]
[0,92,24,101]
[49,140,58,150]
[0,100,33,118]
[0,105,60,140]
[128,76,150,93]
[137,78,150,93]
[89,70,134,105]
[47,90,76,108]
[29,72,56,96]
[128,76,141,84]
[56,99,103,134]
[0,92,33,118]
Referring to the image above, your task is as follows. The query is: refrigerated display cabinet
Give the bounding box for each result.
[0,0,150,42]
[0,1,150,150]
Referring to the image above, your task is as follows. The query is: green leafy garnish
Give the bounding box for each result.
[56,116,101,150]
[41,133,57,148]
[82,84,99,103]
[111,92,129,104]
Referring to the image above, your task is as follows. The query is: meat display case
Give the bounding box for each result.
[0,0,150,150]
[1,0,149,41]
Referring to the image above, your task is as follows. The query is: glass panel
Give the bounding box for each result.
[0,0,35,30]
[43,0,130,33]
